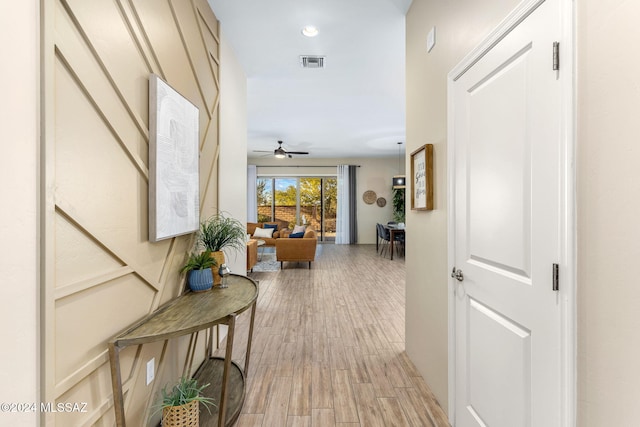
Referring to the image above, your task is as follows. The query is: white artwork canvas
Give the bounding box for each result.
[149,74,200,242]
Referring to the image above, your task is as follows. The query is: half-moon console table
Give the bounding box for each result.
[108,274,258,427]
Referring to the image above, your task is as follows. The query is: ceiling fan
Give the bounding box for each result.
[253,140,310,158]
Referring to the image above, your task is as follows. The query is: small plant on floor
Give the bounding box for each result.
[156,377,216,426]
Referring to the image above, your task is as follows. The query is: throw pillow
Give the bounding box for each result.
[264,223,278,230]
[253,227,274,238]
[289,232,305,238]
[292,224,306,234]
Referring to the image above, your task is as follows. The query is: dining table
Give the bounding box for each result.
[376,223,405,260]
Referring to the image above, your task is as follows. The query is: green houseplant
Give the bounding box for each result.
[157,376,216,427]
[392,188,405,223]
[198,213,246,285]
[181,250,217,292]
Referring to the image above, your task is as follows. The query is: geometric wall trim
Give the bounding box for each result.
[42,0,221,424]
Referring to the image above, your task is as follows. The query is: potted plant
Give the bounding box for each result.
[198,213,246,285]
[157,376,216,427]
[181,250,217,292]
[392,188,405,223]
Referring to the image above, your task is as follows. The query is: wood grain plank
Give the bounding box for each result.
[395,387,436,427]
[378,397,411,427]
[276,341,298,377]
[377,348,414,388]
[331,369,359,423]
[287,415,311,427]
[262,376,292,427]
[329,337,349,370]
[344,338,370,384]
[411,377,450,426]
[363,354,396,398]
[242,365,275,414]
[235,413,264,427]
[311,362,333,409]
[289,364,312,416]
[312,408,336,427]
[352,382,386,427]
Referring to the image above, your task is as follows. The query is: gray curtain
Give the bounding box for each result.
[337,164,358,244]
[348,165,358,244]
[247,165,257,222]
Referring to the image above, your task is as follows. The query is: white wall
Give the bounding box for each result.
[218,31,248,275]
[576,1,640,424]
[252,156,399,244]
[355,158,399,243]
[0,0,39,424]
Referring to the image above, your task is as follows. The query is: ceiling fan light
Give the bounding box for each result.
[274,148,287,158]
[301,25,319,37]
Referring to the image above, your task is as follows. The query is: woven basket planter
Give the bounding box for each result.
[210,251,226,286]
[161,400,199,427]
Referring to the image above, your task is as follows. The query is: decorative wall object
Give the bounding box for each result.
[411,144,434,210]
[363,190,377,204]
[149,74,200,242]
[376,197,387,207]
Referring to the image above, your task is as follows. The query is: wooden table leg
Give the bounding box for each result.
[108,344,126,427]
[390,229,395,260]
[244,302,257,374]
[219,314,236,427]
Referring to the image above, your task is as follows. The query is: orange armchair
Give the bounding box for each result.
[275,228,318,269]
[246,239,258,272]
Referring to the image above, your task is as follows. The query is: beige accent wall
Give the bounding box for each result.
[0,1,39,425]
[405,0,520,414]
[252,156,400,243]
[41,0,227,424]
[576,1,640,424]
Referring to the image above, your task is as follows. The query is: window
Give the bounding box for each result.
[256,176,337,241]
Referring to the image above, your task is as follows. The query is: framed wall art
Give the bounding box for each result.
[410,144,434,210]
[149,74,200,242]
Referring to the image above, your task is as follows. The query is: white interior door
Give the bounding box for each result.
[449,0,568,426]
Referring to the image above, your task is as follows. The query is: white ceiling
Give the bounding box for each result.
[208,0,411,159]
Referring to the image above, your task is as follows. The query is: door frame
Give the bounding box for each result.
[446,0,576,425]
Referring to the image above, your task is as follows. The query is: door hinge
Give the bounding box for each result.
[553,42,560,71]
[552,263,559,291]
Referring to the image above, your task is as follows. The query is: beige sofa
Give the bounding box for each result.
[275,228,318,269]
[247,220,290,246]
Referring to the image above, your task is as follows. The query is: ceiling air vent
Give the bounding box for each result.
[300,55,326,69]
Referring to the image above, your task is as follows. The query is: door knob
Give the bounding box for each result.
[451,267,464,282]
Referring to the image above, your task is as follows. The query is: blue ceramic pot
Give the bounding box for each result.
[188,268,213,292]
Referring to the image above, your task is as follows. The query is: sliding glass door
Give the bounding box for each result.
[256,176,337,242]
[256,178,272,223]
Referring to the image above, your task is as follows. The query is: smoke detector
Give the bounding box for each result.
[300,55,326,69]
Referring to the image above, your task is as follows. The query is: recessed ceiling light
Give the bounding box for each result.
[301,25,319,37]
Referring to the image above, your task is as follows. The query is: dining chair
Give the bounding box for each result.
[377,223,391,258]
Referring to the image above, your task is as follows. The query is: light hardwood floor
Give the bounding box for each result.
[215,244,449,427]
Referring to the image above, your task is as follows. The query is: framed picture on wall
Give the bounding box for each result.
[149,74,200,242]
[410,144,434,210]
